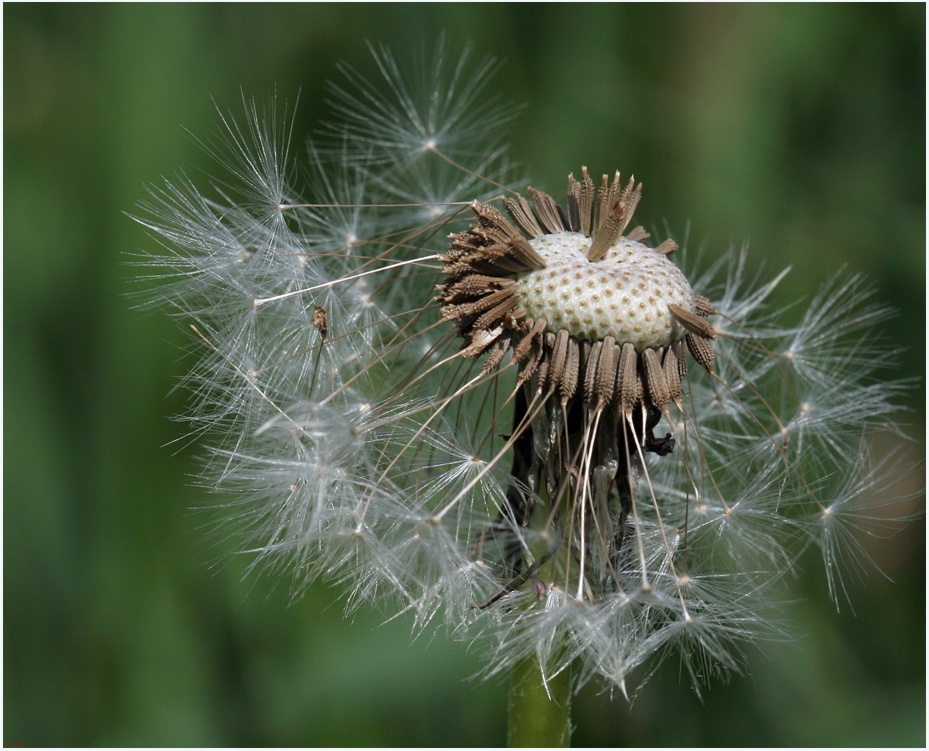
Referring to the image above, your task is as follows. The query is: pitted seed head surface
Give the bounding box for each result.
[516,232,695,350]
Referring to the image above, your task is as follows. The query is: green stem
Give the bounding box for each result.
[507,653,572,747]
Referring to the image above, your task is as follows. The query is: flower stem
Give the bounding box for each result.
[507,654,572,747]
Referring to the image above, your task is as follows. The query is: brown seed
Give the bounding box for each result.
[695,295,716,316]
[472,292,520,331]
[503,194,543,238]
[654,238,678,255]
[583,341,603,408]
[548,329,571,394]
[686,332,715,373]
[669,303,716,340]
[513,317,547,364]
[312,306,328,339]
[663,345,682,404]
[617,342,640,415]
[643,347,670,413]
[560,336,580,403]
[595,336,620,408]
[481,336,511,375]
[529,187,569,234]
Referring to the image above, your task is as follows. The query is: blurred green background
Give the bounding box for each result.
[5,4,925,746]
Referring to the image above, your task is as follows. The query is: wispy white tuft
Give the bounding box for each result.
[133,43,920,696]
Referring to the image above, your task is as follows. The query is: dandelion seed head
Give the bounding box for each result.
[134,42,920,700]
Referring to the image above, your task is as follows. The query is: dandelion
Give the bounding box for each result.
[134,41,918,745]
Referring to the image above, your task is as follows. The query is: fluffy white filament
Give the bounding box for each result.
[134,41,917,697]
